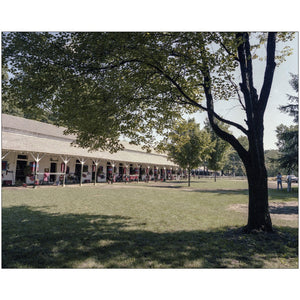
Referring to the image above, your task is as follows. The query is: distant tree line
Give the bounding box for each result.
[273,73,298,175]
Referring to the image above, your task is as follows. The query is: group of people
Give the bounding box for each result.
[107,174,133,184]
[106,173,167,184]
[276,172,294,192]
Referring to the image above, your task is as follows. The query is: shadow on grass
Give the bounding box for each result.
[148,184,250,195]
[269,204,298,215]
[2,205,298,268]
[268,188,299,200]
[151,184,298,200]
[192,189,249,195]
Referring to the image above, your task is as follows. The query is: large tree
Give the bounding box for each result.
[161,118,213,187]
[2,32,295,232]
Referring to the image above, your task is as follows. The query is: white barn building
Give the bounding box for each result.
[1,114,180,186]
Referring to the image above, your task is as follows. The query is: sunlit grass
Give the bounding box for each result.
[2,179,298,268]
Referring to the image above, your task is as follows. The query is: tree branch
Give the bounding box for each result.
[80,59,141,74]
[226,71,246,111]
[204,77,248,162]
[219,40,240,62]
[258,32,277,116]
[198,41,248,163]
[212,112,248,135]
[143,61,207,109]
[142,60,248,135]
[236,32,259,131]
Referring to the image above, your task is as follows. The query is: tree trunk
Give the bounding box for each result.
[201,32,276,233]
[188,168,191,187]
[244,153,273,232]
[214,171,217,182]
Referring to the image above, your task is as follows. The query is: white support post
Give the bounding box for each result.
[147,166,150,182]
[124,163,129,183]
[60,156,70,187]
[30,152,45,188]
[78,157,87,186]
[134,164,140,183]
[92,159,100,185]
[111,162,115,183]
[94,162,98,185]
[2,151,10,160]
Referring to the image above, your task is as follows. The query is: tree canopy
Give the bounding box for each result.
[279,73,298,123]
[162,118,213,186]
[275,124,298,173]
[2,32,294,153]
[275,73,298,174]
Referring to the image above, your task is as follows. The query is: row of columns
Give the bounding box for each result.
[107,164,178,183]
[25,152,182,187]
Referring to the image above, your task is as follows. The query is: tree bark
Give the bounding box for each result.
[240,33,275,232]
[244,154,273,232]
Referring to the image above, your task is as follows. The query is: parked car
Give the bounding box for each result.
[290,175,298,183]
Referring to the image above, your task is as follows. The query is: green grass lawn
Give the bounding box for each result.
[2,179,298,268]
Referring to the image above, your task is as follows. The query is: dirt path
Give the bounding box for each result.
[228,201,298,221]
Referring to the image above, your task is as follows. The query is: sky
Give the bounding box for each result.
[189,34,299,150]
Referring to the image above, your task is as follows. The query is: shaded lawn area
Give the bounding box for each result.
[2,180,298,268]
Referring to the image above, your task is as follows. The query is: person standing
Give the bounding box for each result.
[43,169,50,185]
[276,172,282,190]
